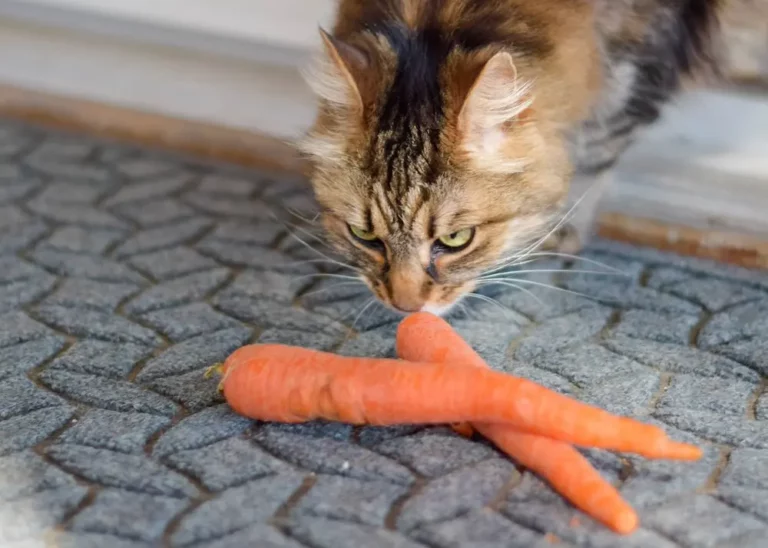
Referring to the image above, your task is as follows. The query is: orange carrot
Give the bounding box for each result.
[395,312,638,534]
[213,342,695,458]
[395,312,702,461]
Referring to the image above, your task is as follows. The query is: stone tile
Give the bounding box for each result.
[643,495,766,547]
[44,225,124,255]
[207,219,281,245]
[529,342,650,386]
[0,375,66,420]
[504,364,578,396]
[166,437,291,491]
[34,304,162,346]
[114,157,179,179]
[717,487,768,522]
[306,294,402,333]
[603,335,761,381]
[0,204,31,229]
[182,190,273,218]
[0,311,55,348]
[0,276,57,314]
[129,247,219,280]
[0,487,88,544]
[0,255,48,283]
[0,181,40,203]
[373,433,497,478]
[336,328,396,359]
[0,221,49,253]
[124,268,231,315]
[27,198,127,229]
[0,337,66,380]
[720,448,768,491]
[646,266,695,289]
[197,175,260,196]
[612,309,700,345]
[0,450,77,501]
[35,181,106,204]
[198,524,304,548]
[292,475,408,526]
[42,278,139,311]
[49,340,152,379]
[258,328,341,352]
[55,533,151,548]
[0,406,75,456]
[580,371,660,417]
[654,409,768,448]
[56,409,170,454]
[145,369,225,412]
[699,299,768,349]
[256,425,414,486]
[102,173,194,207]
[413,509,547,548]
[46,445,197,497]
[151,404,253,458]
[214,296,347,336]
[114,218,212,258]
[169,474,303,547]
[658,375,757,416]
[216,269,304,305]
[71,489,188,543]
[289,517,420,548]
[710,337,768,376]
[758,393,768,421]
[28,137,94,160]
[30,248,146,283]
[139,303,242,342]
[137,327,252,381]
[114,198,197,226]
[515,307,613,362]
[664,277,766,311]
[396,459,517,531]
[449,319,526,370]
[39,370,178,416]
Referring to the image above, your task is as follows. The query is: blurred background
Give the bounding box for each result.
[0,0,767,264]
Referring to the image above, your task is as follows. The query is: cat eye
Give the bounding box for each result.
[349,224,379,243]
[437,228,475,250]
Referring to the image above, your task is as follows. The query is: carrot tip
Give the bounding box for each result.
[613,511,639,535]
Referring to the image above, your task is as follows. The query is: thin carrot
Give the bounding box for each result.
[395,313,638,534]
[213,342,694,457]
[395,312,702,461]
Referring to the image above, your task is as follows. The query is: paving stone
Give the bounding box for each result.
[699,299,768,348]
[336,328,396,359]
[292,475,408,526]
[0,221,49,253]
[504,364,578,395]
[580,371,660,417]
[373,433,497,478]
[214,296,347,336]
[166,437,291,491]
[39,370,178,416]
[0,375,66,420]
[289,517,421,548]
[0,337,66,380]
[151,404,253,458]
[197,239,317,272]
[44,225,124,255]
[55,533,152,548]
[124,268,231,315]
[114,198,197,226]
[612,309,700,345]
[182,190,273,218]
[655,408,768,448]
[758,393,768,421]
[720,448,768,490]
[140,303,242,342]
[258,328,341,352]
[717,486,768,522]
[0,450,77,501]
[71,489,187,543]
[663,277,766,311]
[256,425,414,486]
[47,445,197,497]
[129,247,219,280]
[34,304,162,345]
[413,509,548,548]
[658,375,757,416]
[529,342,649,386]
[396,458,517,531]
[216,269,304,305]
[200,524,304,548]
[207,219,281,245]
[0,311,55,348]
[137,327,252,381]
[0,255,48,283]
[603,335,761,381]
[28,137,95,160]
[114,218,212,258]
[0,487,88,544]
[49,339,151,378]
[449,320,526,370]
[643,495,766,547]
[56,409,170,453]
[515,307,612,362]
[31,248,146,283]
[0,406,75,456]
[103,173,194,207]
[646,266,693,289]
[0,181,40,203]
[710,337,768,376]
[170,474,304,547]
[43,278,139,311]
[307,294,403,332]
[27,198,127,229]
[0,204,31,229]
[114,157,179,179]
[145,369,225,412]
[196,174,260,196]
[0,276,57,313]
[0,160,24,179]
[35,181,107,203]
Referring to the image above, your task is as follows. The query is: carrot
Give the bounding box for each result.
[395,312,702,461]
[396,313,638,534]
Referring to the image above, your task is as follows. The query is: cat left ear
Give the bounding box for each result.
[303,28,369,112]
[458,51,532,170]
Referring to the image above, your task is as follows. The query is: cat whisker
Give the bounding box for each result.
[463,292,520,318]
[284,206,321,226]
[293,272,362,282]
[300,281,367,299]
[520,252,627,273]
[284,228,363,274]
[342,297,378,345]
[478,278,591,300]
[282,258,360,272]
[479,268,628,280]
[477,280,546,307]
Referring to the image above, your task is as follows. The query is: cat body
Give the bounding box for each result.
[300,0,722,314]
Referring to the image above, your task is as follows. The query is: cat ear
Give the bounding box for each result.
[304,28,369,111]
[458,51,532,171]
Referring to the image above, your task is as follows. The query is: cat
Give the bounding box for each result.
[298,0,722,315]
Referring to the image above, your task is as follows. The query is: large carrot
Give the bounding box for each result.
[395,313,701,461]
[212,343,697,457]
[396,312,638,534]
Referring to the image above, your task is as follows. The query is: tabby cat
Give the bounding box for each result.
[299,0,722,315]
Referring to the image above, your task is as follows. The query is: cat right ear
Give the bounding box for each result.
[303,28,369,112]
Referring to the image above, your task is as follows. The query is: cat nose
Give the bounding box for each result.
[388,266,426,313]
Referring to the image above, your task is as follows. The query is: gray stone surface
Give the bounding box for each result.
[1,122,767,547]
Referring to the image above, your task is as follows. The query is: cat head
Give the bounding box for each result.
[298,27,572,315]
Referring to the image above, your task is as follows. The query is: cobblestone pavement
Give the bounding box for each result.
[1,120,767,548]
